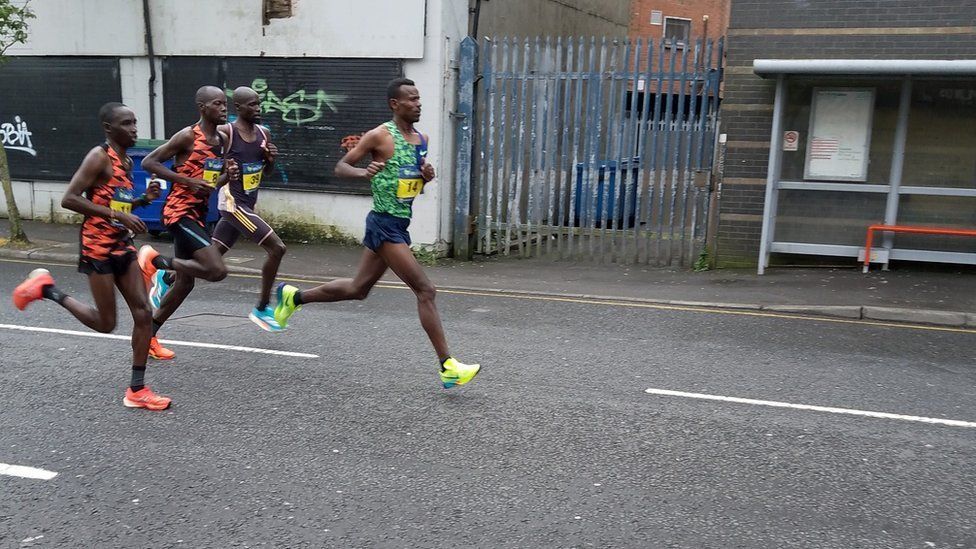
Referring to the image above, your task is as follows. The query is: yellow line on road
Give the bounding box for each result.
[4,257,975,335]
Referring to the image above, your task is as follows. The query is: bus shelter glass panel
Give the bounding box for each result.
[774,190,887,245]
[903,80,976,189]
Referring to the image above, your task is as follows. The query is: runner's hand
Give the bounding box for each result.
[116,212,147,234]
[365,161,386,178]
[183,177,214,196]
[262,140,278,163]
[225,159,240,182]
[145,180,161,201]
[421,162,435,182]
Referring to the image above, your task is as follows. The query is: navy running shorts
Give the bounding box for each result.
[362,211,411,252]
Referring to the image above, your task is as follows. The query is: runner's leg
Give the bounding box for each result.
[374,242,449,360]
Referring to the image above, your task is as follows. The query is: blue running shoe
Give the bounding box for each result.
[149,270,171,309]
[249,306,283,332]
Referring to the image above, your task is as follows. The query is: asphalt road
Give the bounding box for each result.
[1,257,975,548]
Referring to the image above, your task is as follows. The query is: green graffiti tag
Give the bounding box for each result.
[229,78,348,127]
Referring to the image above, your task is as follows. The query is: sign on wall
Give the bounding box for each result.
[0,58,122,180]
[804,88,875,182]
[163,57,402,194]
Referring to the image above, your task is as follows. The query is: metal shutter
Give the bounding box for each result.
[163,57,403,194]
[0,57,121,180]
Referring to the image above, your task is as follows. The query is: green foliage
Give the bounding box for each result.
[412,246,440,267]
[693,249,711,272]
[0,0,34,58]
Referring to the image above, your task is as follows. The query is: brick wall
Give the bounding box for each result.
[629,0,730,43]
[717,0,976,265]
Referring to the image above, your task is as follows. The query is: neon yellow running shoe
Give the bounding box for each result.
[274,283,302,329]
[439,357,481,389]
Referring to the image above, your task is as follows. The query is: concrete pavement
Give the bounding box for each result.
[2,219,975,328]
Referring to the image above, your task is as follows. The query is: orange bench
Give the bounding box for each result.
[863,224,976,273]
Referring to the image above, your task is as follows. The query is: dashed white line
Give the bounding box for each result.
[644,388,976,428]
[0,324,318,359]
[0,463,58,480]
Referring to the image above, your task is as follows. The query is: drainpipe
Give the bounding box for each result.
[142,0,158,139]
[470,0,483,37]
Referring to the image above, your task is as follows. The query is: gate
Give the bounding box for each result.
[454,36,724,265]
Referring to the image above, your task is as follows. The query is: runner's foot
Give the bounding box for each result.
[439,358,481,389]
[249,306,283,332]
[123,386,172,411]
[274,283,302,329]
[12,268,55,311]
[148,337,175,360]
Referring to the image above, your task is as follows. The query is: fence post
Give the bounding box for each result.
[453,36,478,260]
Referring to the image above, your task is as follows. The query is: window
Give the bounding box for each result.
[663,17,691,48]
[263,0,293,25]
[649,10,663,25]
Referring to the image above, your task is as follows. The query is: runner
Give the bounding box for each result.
[137,85,239,360]
[272,78,481,389]
[210,86,287,331]
[11,103,172,410]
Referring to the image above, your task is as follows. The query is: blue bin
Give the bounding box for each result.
[129,145,221,235]
[573,159,640,229]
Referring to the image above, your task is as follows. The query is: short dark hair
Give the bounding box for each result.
[98,102,127,124]
[387,78,415,101]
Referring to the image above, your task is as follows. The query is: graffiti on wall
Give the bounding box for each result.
[1,115,36,157]
[229,78,348,127]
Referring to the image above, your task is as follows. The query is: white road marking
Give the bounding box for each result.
[0,463,58,480]
[644,388,976,428]
[0,324,318,359]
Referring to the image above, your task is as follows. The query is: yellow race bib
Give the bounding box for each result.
[242,162,264,192]
[397,166,424,203]
[110,188,134,215]
[202,158,224,187]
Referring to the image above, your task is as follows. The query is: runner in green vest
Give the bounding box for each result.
[273,78,481,389]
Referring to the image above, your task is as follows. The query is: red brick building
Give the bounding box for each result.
[629,0,730,44]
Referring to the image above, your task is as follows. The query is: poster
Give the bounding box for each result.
[804,88,875,182]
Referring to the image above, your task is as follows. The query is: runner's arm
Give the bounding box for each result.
[61,147,148,233]
[335,128,385,180]
[260,126,277,173]
[141,128,196,185]
[143,128,213,195]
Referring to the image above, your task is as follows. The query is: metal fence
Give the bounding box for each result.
[454,35,724,265]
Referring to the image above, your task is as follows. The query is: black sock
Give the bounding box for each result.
[41,285,68,306]
[151,255,173,270]
[130,366,146,391]
[152,320,162,337]
[162,271,176,285]
[293,290,304,306]
[440,356,451,370]
[257,300,270,310]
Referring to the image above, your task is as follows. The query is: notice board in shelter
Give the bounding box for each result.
[804,88,875,182]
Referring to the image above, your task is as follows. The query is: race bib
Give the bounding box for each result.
[202,158,224,187]
[396,166,424,203]
[110,187,134,215]
[242,162,264,193]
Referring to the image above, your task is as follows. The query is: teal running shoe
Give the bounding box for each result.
[274,283,302,329]
[249,306,283,332]
[149,270,171,309]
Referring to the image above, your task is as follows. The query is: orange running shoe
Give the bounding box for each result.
[123,386,172,411]
[148,337,175,360]
[137,245,159,290]
[13,268,55,311]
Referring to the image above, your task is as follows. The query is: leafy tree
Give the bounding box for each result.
[0,0,35,244]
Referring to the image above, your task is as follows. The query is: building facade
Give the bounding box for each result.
[628,0,729,46]
[719,0,976,270]
[0,0,465,249]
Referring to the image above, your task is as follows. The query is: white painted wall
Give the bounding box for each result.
[8,0,425,59]
[3,0,465,248]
